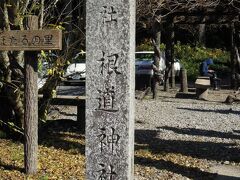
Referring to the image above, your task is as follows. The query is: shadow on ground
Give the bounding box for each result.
[39,119,85,155]
[135,128,240,178]
[135,156,216,179]
[177,107,240,115]
[158,126,240,140]
[0,161,24,173]
[135,129,240,162]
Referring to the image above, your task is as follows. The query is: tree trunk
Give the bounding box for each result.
[199,23,206,46]
[230,23,238,89]
[0,1,24,131]
[234,24,240,89]
[8,1,25,128]
[38,75,60,121]
[24,15,38,175]
[63,0,74,52]
[39,0,44,29]
[171,62,175,89]
[164,19,174,91]
[152,29,161,99]
[170,24,175,89]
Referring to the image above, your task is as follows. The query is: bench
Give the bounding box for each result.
[195,76,211,100]
[39,95,85,129]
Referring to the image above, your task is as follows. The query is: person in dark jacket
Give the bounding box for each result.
[199,58,214,76]
[199,58,219,90]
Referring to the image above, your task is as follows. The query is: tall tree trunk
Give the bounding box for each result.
[164,19,174,91]
[152,27,161,99]
[39,0,44,29]
[234,24,240,89]
[38,75,60,121]
[230,23,238,89]
[199,22,206,46]
[9,1,25,128]
[170,23,175,89]
[0,1,24,130]
[63,0,73,53]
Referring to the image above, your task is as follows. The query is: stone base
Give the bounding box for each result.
[196,88,209,100]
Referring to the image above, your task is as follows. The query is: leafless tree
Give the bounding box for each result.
[137,0,240,93]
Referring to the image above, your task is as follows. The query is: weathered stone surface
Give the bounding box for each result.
[195,76,211,89]
[86,0,135,179]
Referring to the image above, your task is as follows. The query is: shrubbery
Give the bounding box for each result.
[137,41,230,81]
[174,42,230,80]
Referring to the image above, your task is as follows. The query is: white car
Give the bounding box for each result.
[135,51,166,76]
[135,51,181,76]
[63,53,86,85]
[135,51,182,89]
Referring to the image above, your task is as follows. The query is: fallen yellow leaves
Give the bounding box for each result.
[0,133,85,180]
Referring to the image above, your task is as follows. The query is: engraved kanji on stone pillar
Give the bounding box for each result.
[86,0,135,179]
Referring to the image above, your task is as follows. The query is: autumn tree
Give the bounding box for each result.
[0,0,85,136]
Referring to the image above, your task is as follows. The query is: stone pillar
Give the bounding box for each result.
[180,68,188,93]
[86,1,135,179]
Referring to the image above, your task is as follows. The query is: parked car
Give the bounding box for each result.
[63,52,86,85]
[135,51,182,89]
[135,51,166,75]
[62,51,181,87]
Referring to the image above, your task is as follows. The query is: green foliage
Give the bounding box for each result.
[174,42,230,80]
[137,40,153,51]
[47,23,65,30]
[136,41,230,81]
[38,51,66,77]
[136,40,165,51]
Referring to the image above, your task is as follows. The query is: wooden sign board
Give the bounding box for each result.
[0,29,62,51]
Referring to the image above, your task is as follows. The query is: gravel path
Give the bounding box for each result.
[135,89,240,179]
[48,88,240,179]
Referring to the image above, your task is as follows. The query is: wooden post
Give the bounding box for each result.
[0,15,62,175]
[24,15,39,174]
[180,68,188,93]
